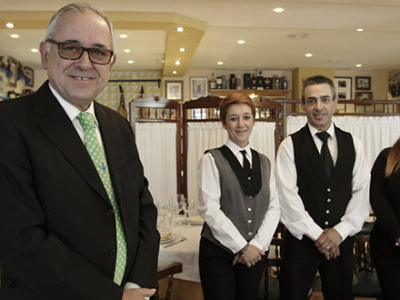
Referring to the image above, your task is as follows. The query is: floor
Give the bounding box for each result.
[310,291,375,300]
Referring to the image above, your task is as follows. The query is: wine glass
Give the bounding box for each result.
[172,194,185,239]
[183,198,195,228]
[155,199,167,231]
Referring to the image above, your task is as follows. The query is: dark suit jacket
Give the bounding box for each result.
[0,82,160,300]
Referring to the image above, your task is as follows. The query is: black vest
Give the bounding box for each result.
[291,125,355,229]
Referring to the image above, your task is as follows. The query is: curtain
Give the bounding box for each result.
[135,122,177,204]
[186,121,277,205]
[286,116,400,169]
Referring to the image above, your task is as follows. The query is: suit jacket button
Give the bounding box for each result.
[109,250,117,258]
[107,209,115,216]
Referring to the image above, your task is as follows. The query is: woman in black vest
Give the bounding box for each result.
[370,137,400,300]
[197,93,280,300]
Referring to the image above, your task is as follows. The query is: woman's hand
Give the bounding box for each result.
[232,244,264,267]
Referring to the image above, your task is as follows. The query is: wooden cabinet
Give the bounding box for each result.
[208,89,290,98]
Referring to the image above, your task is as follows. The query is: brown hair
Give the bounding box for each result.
[219,93,256,124]
[385,137,400,177]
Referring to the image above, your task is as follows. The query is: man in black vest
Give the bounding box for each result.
[276,75,370,300]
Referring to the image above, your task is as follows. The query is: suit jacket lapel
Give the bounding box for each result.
[33,83,111,205]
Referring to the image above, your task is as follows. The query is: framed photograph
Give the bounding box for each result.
[355,76,371,90]
[7,56,18,88]
[24,66,34,87]
[165,80,183,101]
[334,77,352,100]
[355,91,373,100]
[190,77,208,99]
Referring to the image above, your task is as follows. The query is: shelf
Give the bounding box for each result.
[209,89,291,98]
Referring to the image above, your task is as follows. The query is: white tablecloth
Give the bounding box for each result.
[158,222,203,283]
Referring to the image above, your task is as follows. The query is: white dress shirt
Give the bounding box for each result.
[198,139,281,253]
[276,122,370,241]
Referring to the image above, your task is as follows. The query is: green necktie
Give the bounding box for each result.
[76,112,127,285]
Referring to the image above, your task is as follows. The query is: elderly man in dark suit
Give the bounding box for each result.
[0,3,159,300]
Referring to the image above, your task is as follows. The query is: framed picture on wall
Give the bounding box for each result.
[24,66,34,87]
[190,77,208,99]
[355,91,373,100]
[355,76,371,90]
[7,56,18,88]
[334,77,352,100]
[165,80,183,101]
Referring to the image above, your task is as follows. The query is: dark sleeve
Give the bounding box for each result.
[370,148,400,241]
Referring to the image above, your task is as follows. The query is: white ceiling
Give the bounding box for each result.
[1,0,400,73]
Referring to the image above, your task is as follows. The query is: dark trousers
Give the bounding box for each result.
[370,226,400,300]
[279,231,354,300]
[199,237,268,300]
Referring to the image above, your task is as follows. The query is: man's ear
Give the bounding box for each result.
[39,41,49,69]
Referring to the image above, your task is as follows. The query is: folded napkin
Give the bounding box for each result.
[160,232,171,240]
[189,215,204,223]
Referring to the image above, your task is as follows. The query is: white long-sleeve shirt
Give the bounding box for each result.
[276,123,370,242]
[198,139,281,253]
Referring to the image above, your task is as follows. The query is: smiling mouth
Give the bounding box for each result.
[73,76,91,81]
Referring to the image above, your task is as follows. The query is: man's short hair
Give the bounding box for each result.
[301,75,337,103]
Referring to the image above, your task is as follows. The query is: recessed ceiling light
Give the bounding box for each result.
[273,7,284,13]
[124,49,130,53]
[172,71,177,74]
[120,34,127,38]
[177,27,184,32]
[237,40,245,44]
[305,53,313,57]
[11,34,19,38]
[288,33,309,39]
[127,60,134,64]
[357,29,363,32]
[175,61,181,65]
[217,61,224,65]
[31,48,39,53]
[6,23,14,28]
[356,64,362,67]
[179,48,185,52]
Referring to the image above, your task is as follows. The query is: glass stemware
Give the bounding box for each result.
[172,194,185,239]
[183,198,195,228]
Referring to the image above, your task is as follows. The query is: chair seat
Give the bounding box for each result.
[352,272,382,298]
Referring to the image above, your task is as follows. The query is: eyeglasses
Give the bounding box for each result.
[46,39,114,65]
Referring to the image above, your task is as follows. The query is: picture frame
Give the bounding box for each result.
[24,66,34,87]
[355,91,373,100]
[334,77,352,100]
[355,76,371,90]
[190,77,208,99]
[165,80,183,101]
[7,56,18,88]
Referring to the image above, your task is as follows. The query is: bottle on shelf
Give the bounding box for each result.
[256,71,264,90]
[282,75,288,90]
[243,73,251,89]
[251,73,257,90]
[209,73,217,89]
[221,75,227,89]
[264,77,272,90]
[216,76,222,89]
[229,74,236,89]
[236,75,242,90]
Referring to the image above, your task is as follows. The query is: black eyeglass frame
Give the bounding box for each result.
[46,39,114,65]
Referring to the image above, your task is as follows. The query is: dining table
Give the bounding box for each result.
[157,216,205,300]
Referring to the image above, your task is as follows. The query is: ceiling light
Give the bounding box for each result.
[124,49,130,53]
[288,33,309,39]
[11,34,19,38]
[120,34,127,38]
[177,27,184,32]
[172,71,177,74]
[357,29,363,32]
[31,49,39,53]
[273,8,284,13]
[356,64,362,67]
[6,23,14,28]
[237,40,245,44]
[179,48,185,52]
[217,61,224,65]
[175,61,181,65]
[305,53,313,57]
[127,60,134,64]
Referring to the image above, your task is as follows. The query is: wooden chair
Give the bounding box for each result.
[352,222,382,299]
[152,262,183,300]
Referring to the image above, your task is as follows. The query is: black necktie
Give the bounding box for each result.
[240,150,251,179]
[316,132,333,178]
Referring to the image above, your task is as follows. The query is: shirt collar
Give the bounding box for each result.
[49,82,98,126]
[308,122,335,139]
[225,139,251,155]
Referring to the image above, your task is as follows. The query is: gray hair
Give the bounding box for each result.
[44,2,115,52]
[301,75,337,103]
